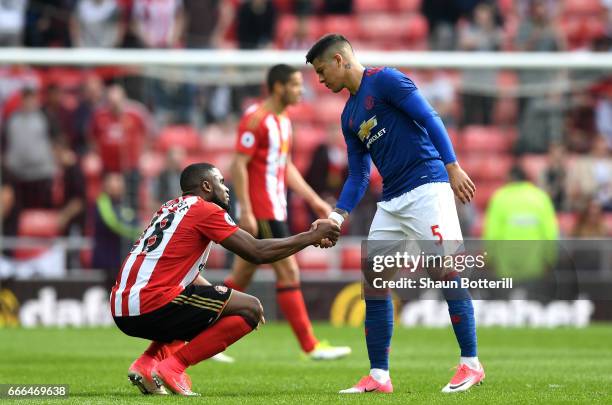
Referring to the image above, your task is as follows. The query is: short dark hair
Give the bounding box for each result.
[306,34,352,64]
[267,64,298,92]
[180,163,216,193]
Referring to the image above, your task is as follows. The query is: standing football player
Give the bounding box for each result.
[306,34,483,393]
[112,163,340,396]
[224,64,351,360]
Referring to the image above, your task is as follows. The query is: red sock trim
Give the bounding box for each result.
[174,316,253,367]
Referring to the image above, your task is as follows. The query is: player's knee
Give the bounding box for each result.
[237,296,264,329]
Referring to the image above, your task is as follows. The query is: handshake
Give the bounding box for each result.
[309,219,341,249]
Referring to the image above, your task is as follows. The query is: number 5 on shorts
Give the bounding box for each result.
[431,225,443,245]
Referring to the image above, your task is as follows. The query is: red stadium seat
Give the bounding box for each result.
[359,14,408,42]
[341,245,362,271]
[287,102,316,124]
[15,209,60,259]
[313,96,346,125]
[323,16,360,40]
[405,14,428,42]
[275,14,298,47]
[355,0,393,14]
[462,126,514,153]
[157,125,201,153]
[139,151,165,178]
[460,154,514,182]
[563,0,603,15]
[273,0,293,13]
[393,0,422,13]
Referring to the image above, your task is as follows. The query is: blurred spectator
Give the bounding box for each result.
[304,125,347,207]
[92,172,140,289]
[422,0,480,50]
[418,70,456,127]
[458,2,503,126]
[70,0,125,48]
[514,0,565,124]
[282,15,310,50]
[4,88,56,209]
[572,198,609,237]
[514,0,564,53]
[237,0,276,49]
[539,143,567,210]
[151,146,186,208]
[131,0,184,48]
[0,66,40,119]
[595,86,612,149]
[566,136,612,211]
[483,165,559,281]
[183,0,234,48]
[323,0,352,14]
[89,84,152,208]
[516,91,565,154]
[0,0,27,46]
[1,175,16,236]
[74,74,105,156]
[43,84,75,146]
[54,145,86,236]
[131,0,195,126]
[24,0,73,47]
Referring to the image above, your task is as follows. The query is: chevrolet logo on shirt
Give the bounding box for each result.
[358,116,377,141]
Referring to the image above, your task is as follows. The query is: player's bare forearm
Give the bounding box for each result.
[446,162,476,204]
[230,154,253,214]
[221,222,340,264]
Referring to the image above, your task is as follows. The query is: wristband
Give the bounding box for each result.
[328,211,345,226]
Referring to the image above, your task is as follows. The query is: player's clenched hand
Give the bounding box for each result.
[446,162,476,204]
[239,211,258,236]
[309,219,340,247]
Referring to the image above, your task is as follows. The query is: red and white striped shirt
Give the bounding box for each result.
[235,103,292,220]
[110,196,238,317]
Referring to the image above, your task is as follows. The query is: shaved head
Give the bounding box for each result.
[306,34,353,64]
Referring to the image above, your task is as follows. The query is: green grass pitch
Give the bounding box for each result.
[1,323,611,404]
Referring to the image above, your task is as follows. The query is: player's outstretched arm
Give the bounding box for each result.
[220,219,340,265]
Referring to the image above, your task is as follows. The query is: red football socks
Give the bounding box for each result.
[144,340,184,362]
[276,284,318,353]
[172,315,254,370]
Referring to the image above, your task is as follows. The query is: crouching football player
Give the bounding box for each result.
[110,163,340,396]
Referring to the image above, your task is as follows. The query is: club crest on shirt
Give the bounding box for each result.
[215,285,228,294]
[364,95,375,110]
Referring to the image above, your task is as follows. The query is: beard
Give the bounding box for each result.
[211,193,230,212]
